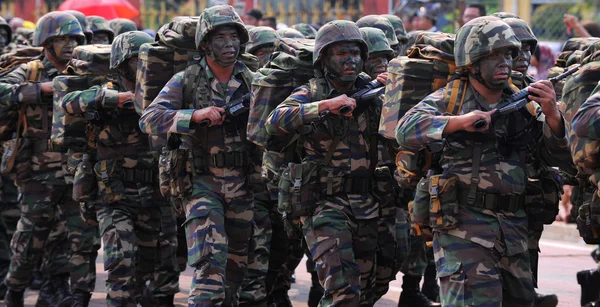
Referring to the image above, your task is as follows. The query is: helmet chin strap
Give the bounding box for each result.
[469,64,489,88]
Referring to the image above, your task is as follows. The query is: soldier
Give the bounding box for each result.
[86,15,115,44]
[0,11,92,307]
[265,20,384,306]
[358,27,393,80]
[396,16,572,307]
[291,23,317,39]
[109,18,137,36]
[246,26,280,68]
[60,31,179,307]
[276,28,305,39]
[503,16,560,307]
[356,15,400,58]
[0,17,12,54]
[381,14,408,57]
[139,5,255,306]
[65,10,94,44]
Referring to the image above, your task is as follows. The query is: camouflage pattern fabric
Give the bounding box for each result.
[313,20,367,67]
[195,4,249,50]
[359,27,394,58]
[276,28,305,39]
[503,18,537,51]
[108,18,137,36]
[381,14,408,44]
[356,15,399,47]
[96,205,179,306]
[139,56,254,305]
[12,28,34,48]
[291,23,318,39]
[110,31,153,69]
[247,26,280,54]
[491,11,520,19]
[87,15,115,43]
[32,11,86,47]
[64,10,94,44]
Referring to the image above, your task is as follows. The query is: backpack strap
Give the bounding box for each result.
[25,59,44,82]
[443,75,469,115]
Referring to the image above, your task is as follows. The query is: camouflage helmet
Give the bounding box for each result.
[245,24,255,31]
[109,18,137,36]
[33,11,86,47]
[313,20,368,67]
[291,23,317,39]
[381,14,408,44]
[0,17,12,42]
[247,26,280,53]
[491,12,520,19]
[276,28,305,39]
[64,10,93,44]
[110,31,153,69]
[454,16,521,69]
[86,15,115,43]
[195,4,249,50]
[359,27,394,59]
[503,18,537,51]
[356,15,399,47]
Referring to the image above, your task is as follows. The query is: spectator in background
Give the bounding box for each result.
[243,8,263,26]
[412,7,437,31]
[400,13,415,32]
[259,16,277,30]
[530,44,555,80]
[563,14,600,37]
[462,4,486,25]
[8,17,23,33]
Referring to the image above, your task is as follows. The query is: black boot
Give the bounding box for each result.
[29,265,43,291]
[71,290,92,307]
[0,282,7,300]
[398,275,441,307]
[534,292,558,307]
[4,289,24,307]
[307,272,324,307]
[138,287,158,307]
[156,294,175,307]
[35,278,53,307]
[578,269,600,306]
[50,274,73,307]
[422,263,440,303]
[268,289,293,307]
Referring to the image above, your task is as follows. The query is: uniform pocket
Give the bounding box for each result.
[94,159,125,204]
[429,173,459,230]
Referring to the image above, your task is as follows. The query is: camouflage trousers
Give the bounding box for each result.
[97,204,180,307]
[0,174,20,274]
[301,196,378,307]
[374,209,398,301]
[528,228,543,288]
[184,190,253,306]
[6,181,99,293]
[400,231,428,277]
[433,231,536,307]
[239,191,272,307]
[269,224,304,300]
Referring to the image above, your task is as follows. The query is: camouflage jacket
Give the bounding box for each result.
[60,80,159,207]
[265,76,384,219]
[139,57,258,201]
[0,56,68,184]
[571,85,600,187]
[396,83,571,253]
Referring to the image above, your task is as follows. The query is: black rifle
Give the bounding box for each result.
[473,65,580,129]
[319,79,385,119]
[197,92,252,128]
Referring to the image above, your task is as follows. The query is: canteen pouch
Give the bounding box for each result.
[373,166,397,219]
[166,148,192,200]
[79,201,99,227]
[577,191,600,244]
[395,149,428,189]
[1,138,30,177]
[73,156,97,202]
[94,159,125,204]
[429,173,460,230]
[158,147,172,198]
[525,175,560,231]
[278,161,320,218]
[410,177,430,226]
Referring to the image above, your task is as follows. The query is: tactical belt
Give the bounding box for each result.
[458,189,525,212]
[123,168,156,184]
[31,140,71,154]
[321,176,372,195]
[210,151,248,168]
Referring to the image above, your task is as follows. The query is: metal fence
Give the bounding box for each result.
[530,0,600,42]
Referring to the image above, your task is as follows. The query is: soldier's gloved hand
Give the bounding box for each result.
[376,72,388,85]
[117,92,135,109]
[318,94,355,117]
[459,109,496,132]
[192,106,226,126]
[40,81,53,95]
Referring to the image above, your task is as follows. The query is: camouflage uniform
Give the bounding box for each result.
[109,18,137,36]
[276,28,305,39]
[139,5,256,306]
[0,17,13,54]
[64,10,94,44]
[247,26,280,68]
[381,14,408,57]
[265,20,382,307]
[396,17,572,307]
[60,31,179,307]
[356,15,400,58]
[291,23,317,39]
[86,15,115,44]
[0,12,99,306]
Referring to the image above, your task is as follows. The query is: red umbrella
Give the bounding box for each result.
[58,0,140,20]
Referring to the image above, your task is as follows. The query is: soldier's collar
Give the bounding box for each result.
[201,56,247,81]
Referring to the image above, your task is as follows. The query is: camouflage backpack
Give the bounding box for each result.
[0,46,43,77]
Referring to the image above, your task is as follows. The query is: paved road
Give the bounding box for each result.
[9,238,597,306]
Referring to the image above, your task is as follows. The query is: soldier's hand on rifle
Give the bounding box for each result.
[455,109,496,133]
[376,72,388,85]
[192,106,226,127]
[40,81,53,95]
[528,80,565,137]
[318,94,355,117]
[117,92,134,109]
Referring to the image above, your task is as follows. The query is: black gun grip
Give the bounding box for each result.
[473,119,487,129]
[198,119,211,127]
[339,105,351,115]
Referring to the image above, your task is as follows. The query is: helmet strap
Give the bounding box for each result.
[469,64,488,88]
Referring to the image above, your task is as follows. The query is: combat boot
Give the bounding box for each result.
[157,294,175,307]
[50,274,73,307]
[398,275,441,307]
[71,290,92,307]
[29,265,43,290]
[4,289,24,307]
[578,269,600,306]
[534,292,558,307]
[138,287,158,307]
[307,272,324,307]
[422,263,440,302]
[0,282,7,300]
[35,278,53,307]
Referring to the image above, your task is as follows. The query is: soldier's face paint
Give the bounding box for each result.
[324,42,363,83]
[478,47,513,90]
[0,28,8,49]
[513,43,532,74]
[253,46,274,67]
[51,35,79,63]
[91,33,110,45]
[363,52,389,80]
[205,25,241,67]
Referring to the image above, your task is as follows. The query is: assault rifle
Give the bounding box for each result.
[197,92,252,128]
[319,79,385,119]
[473,65,581,129]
